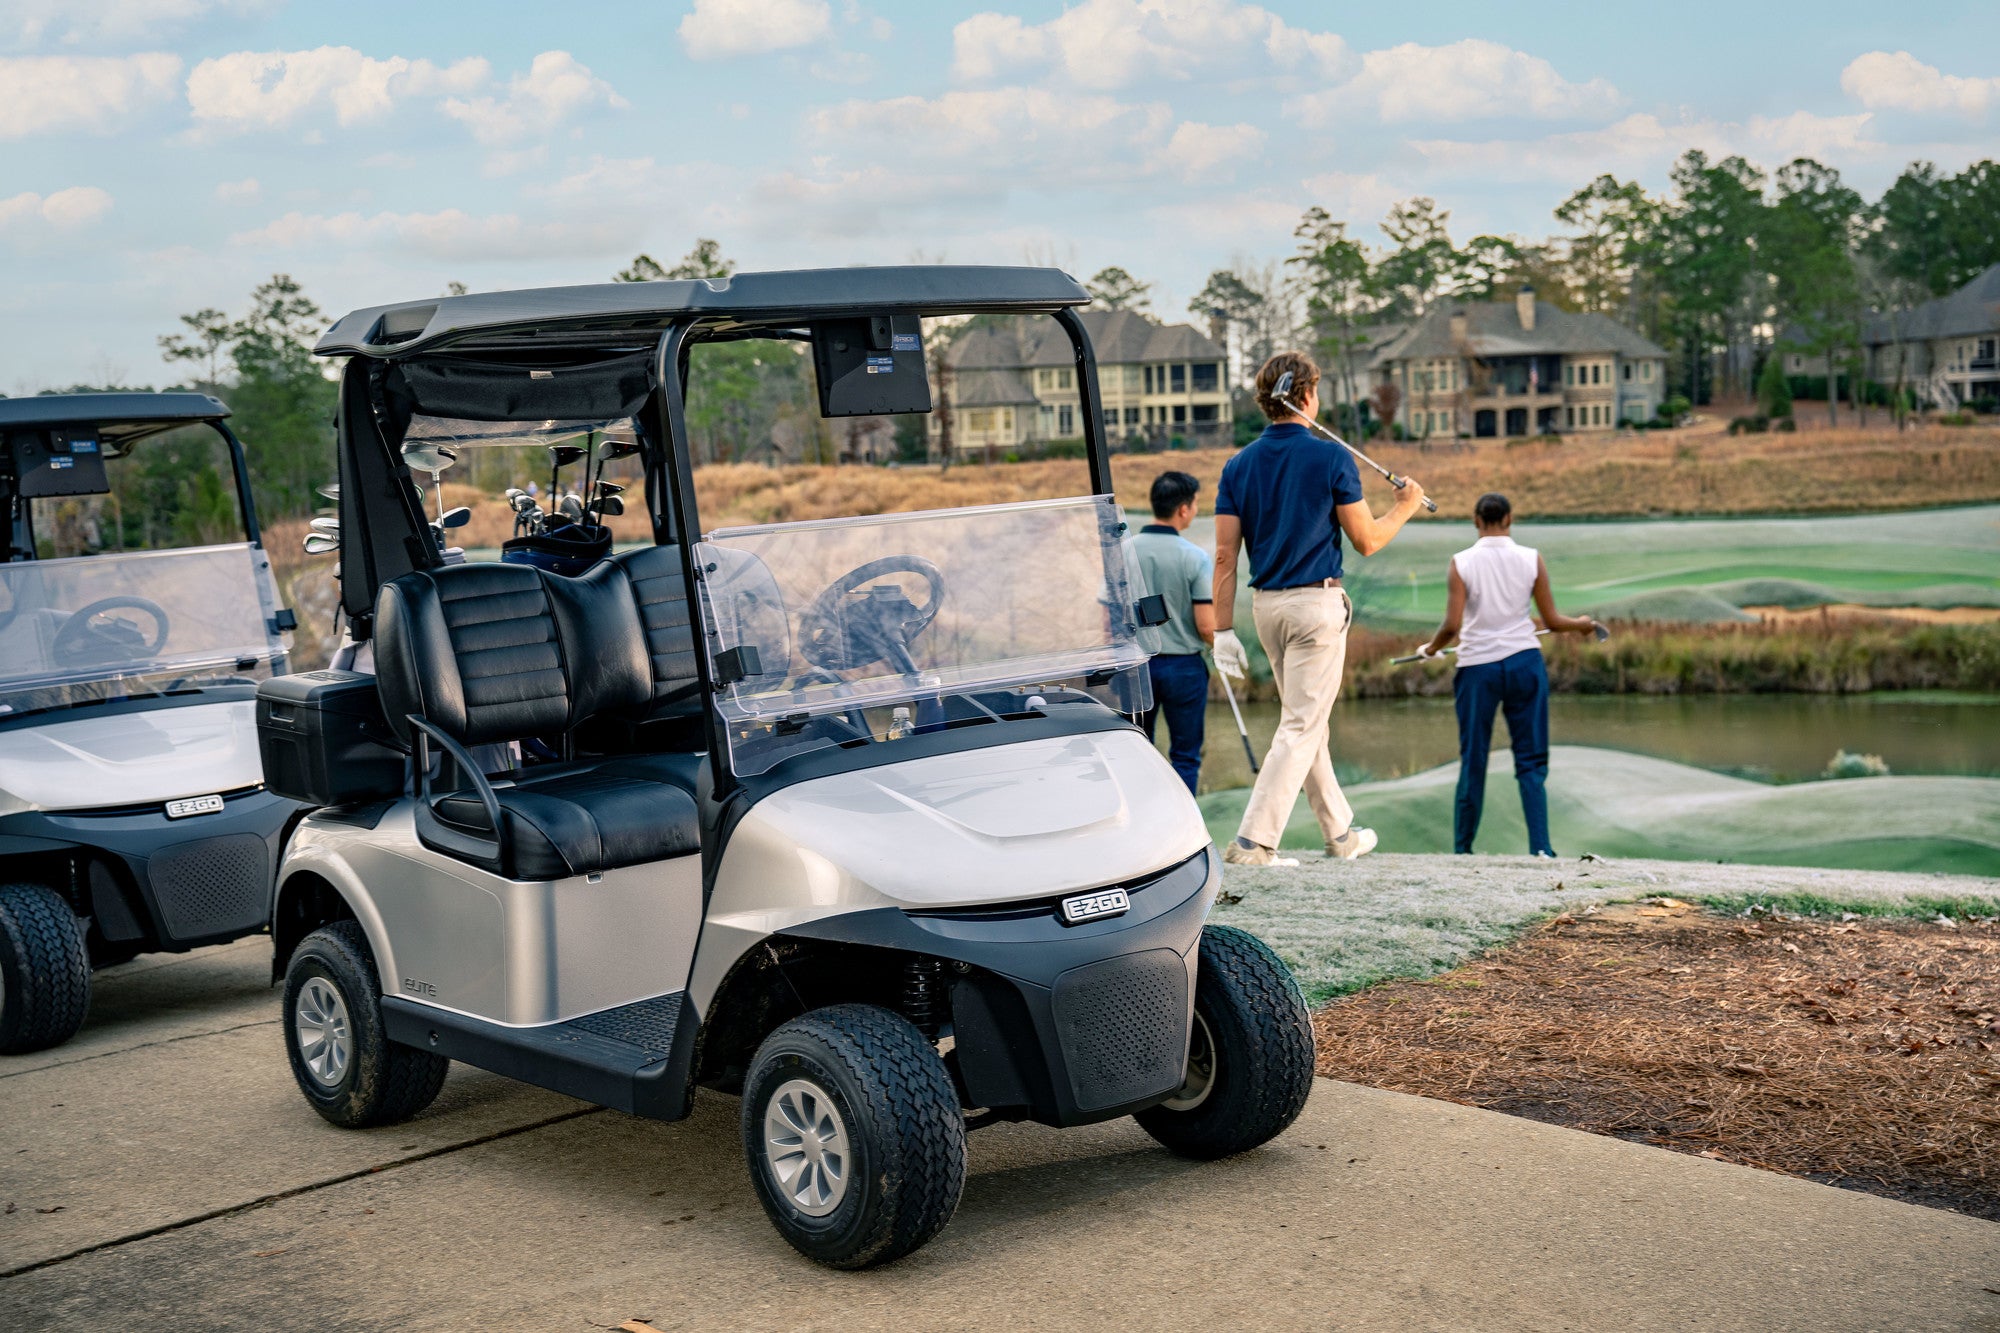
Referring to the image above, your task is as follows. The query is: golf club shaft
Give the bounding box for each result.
[1276,395,1439,513]
[1392,622,1607,665]
[1218,665,1259,774]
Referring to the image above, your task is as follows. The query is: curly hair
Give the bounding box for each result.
[1254,351,1319,422]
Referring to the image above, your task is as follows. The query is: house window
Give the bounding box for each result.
[1622,362,1632,381]
[1192,362,1219,393]
[1192,404,1218,423]
[1124,406,1140,425]
[1564,363,1574,386]
[1143,366,1156,394]
[1057,368,1073,390]
[1123,365,1142,391]
[1058,405,1074,435]
[1172,404,1187,424]
[1170,364,1187,393]
[1642,362,1654,381]
[1102,409,1117,429]
[1588,364,1599,385]
[1039,405,1054,431]
[967,409,994,432]
[1566,406,1575,428]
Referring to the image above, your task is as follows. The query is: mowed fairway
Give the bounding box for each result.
[1183,505,2000,628]
[1199,745,2000,878]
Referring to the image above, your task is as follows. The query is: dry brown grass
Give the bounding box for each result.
[684,424,2000,525]
[1314,902,2000,1217]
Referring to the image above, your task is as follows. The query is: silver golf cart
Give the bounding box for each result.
[0,393,298,1052]
[257,268,1313,1268]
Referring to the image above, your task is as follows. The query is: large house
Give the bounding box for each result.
[1364,289,1669,439]
[1854,263,2000,411]
[932,310,1231,455]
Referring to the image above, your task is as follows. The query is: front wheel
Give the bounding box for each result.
[1136,924,1315,1159]
[0,883,92,1054]
[284,920,449,1128]
[742,1004,966,1269]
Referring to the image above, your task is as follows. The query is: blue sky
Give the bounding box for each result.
[4,0,1997,391]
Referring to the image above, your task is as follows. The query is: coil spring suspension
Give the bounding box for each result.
[902,957,945,1040]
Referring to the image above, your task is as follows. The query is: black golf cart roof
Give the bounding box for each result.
[0,391,231,449]
[316,265,1092,358]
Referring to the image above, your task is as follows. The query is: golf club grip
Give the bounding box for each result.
[1239,731,1260,774]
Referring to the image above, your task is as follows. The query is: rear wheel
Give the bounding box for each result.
[742,1004,966,1269]
[0,883,91,1054]
[1136,924,1314,1159]
[284,920,449,1127]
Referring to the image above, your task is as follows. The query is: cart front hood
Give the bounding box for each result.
[736,729,1210,908]
[0,700,264,814]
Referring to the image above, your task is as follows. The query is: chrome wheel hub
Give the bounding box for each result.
[763,1078,850,1217]
[295,976,353,1087]
[1162,1010,1217,1112]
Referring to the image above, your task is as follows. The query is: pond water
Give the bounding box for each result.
[1172,691,2000,794]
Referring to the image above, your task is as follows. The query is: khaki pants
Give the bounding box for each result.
[1235,584,1355,850]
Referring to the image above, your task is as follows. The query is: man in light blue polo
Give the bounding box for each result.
[1126,470,1214,796]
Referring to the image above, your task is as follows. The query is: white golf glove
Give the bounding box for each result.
[1413,644,1435,660]
[1212,629,1249,680]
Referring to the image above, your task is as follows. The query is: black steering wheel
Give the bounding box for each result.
[797,556,945,674]
[50,596,170,667]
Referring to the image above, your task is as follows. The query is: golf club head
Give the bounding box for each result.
[1592,622,1611,643]
[309,515,341,535]
[549,444,587,469]
[601,436,642,461]
[317,481,341,501]
[303,532,339,555]
[593,480,626,497]
[558,493,584,523]
[401,442,459,475]
[591,494,625,517]
[440,506,473,529]
[1273,370,1294,398]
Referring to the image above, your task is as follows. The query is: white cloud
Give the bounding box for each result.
[214,176,260,202]
[1291,39,1620,126]
[0,54,181,139]
[0,187,115,238]
[1841,51,1999,117]
[810,88,1175,177]
[8,0,273,47]
[440,50,626,147]
[1159,121,1264,180]
[229,208,637,263]
[1409,110,1885,183]
[952,0,1348,90]
[679,0,832,60]
[185,47,489,132]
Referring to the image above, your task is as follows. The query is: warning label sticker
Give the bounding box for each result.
[865,355,895,374]
[891,333,920,353]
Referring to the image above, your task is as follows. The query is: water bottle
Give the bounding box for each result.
[887,706,914,740]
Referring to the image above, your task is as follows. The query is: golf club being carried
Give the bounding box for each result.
[1391,621,1610,665]
[1217,666,1260,774]
[1271,370,1438,513]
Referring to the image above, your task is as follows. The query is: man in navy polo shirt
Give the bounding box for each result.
[1213,352,1428,866]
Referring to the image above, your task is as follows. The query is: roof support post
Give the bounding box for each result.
[1053,306,1114,497]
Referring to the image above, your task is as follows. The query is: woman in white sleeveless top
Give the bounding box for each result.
[1416,494,1598,856]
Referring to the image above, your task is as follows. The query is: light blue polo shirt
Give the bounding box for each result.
[1126,524,1213,656]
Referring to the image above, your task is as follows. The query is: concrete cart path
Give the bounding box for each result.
[4,946,1997,1332]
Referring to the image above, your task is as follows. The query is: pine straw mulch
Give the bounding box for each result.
[1313,901,2000,1218]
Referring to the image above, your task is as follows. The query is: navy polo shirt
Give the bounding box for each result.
[1214,422,1366,588]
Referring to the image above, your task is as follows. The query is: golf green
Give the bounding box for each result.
[1198,745,2000,877]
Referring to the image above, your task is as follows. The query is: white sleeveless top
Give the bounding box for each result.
[1452,536,1542,668]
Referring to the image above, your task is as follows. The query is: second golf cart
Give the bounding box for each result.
[0,393,297,1052]
[258,268,1313,1268]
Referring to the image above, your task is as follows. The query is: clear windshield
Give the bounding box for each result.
[696,495,1153,776]
[0,544,285,715]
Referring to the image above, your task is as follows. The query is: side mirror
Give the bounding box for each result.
[440,506,472,529]
[303,533,339,555]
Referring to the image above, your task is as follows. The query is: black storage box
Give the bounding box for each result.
[256,670,405,807]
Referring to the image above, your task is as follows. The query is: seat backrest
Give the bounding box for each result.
[375,561,651,748]
[604,545,700,719]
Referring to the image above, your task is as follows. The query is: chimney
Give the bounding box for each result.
[1450,308,1469,342]
[1516,286,1536,332]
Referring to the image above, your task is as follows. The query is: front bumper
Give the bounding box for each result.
[779,845,1218,1126]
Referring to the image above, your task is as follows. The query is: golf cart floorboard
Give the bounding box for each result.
[382,991,698,1121]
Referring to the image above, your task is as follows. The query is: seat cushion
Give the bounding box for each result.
[433,762,699,880]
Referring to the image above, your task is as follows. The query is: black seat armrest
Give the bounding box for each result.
[407,714,509,877]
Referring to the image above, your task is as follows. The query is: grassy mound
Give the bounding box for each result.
[1198,745,2000,876]
[1581,588,1757,623]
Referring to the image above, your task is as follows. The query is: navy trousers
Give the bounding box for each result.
[1143,652,1209,798]
[1453,648,1553,856]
